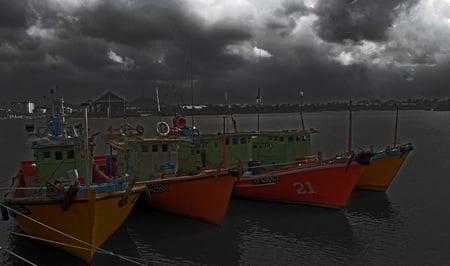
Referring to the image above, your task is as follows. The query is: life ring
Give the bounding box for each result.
[173,116,187,129]
[136,125,144,135]
[156,121,170,136]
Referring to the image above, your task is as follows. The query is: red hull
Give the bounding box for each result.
[137,170,236,224]
[233,162,365,208]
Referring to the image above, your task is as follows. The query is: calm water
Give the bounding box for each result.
[1,110,450,265]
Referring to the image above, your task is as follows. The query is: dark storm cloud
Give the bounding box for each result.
[0,0,29,29]
[72,0,251,47]
[0,0,448,105]
[312,0,420,43]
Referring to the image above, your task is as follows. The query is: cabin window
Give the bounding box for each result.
[226,138,229,146]
[288,137,293,143]
[279,137,284,142]
[67,150,74,159]
[303,135,309,141]
[232,138,238,145]
[240,137,246,144]
[162,144,168,152]
[214,142,218,148]
[142,144,149,152]
[152,144,158,152]
[274,136,278,141]
[55,151,63,160]
[43,151,51,160]
[296,136,301,142]
[172,144,177,152]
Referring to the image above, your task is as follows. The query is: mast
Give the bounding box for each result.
[190,47,195,129]
[347,100,353,154]
[222,116,227,167]
[83,106,91,186]
[299,91,305,131]
[224,91,229,133]
[393,104,399,148]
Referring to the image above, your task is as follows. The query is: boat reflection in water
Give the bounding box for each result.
[229,199,355,265]
[120,198,354,265]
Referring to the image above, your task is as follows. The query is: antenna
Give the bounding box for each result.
[156,88,161,121]
[256,88,261,133]
[299,91,305,131]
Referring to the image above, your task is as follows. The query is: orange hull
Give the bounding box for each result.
[4,186,144,263]
[233,161,365,208]
[137,170,236,224]
[356,144,413,191]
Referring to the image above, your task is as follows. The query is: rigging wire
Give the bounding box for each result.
[0,203,148,265]
[0,245,38,266]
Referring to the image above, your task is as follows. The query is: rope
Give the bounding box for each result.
[1,203,148,265]
[0,245,38,266]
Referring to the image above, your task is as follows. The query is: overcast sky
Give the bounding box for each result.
[0,0,449,105]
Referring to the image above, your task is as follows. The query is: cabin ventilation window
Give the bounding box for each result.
[226,138,229,146]
[296,136,301,142]
[152,144,158,152]
[232,138,238,145]
[67,150,74,159]
[55,151,63,160]
[142,144,149,152]
[240,138,246,144]
[288,137,293,143]
[43,151,51,160]
[279,137,284,142]
[162,144,168,152]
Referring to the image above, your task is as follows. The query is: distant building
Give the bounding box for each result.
[10,101,35,114]
[90,91,127,115]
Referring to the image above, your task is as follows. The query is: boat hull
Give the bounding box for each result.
[356,145,413,191]
[232,162,365,208]
[4,186,144,263]
[138,170,236,224]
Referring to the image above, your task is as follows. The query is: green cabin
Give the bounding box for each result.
[178,129,318,174]
[113,139,180,180]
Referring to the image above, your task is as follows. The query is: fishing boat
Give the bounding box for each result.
[1,105,145,263]
[230,153,368,207]
[351,105,414,191]
[101,118,236,224]
[176,116,369,208]
[355,143,413,191]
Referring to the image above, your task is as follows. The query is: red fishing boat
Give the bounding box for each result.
[98,119,236,224]
[231,154,369,208]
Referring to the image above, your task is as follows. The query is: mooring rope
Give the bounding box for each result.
[0,245,38,266]
[0,203,148,265]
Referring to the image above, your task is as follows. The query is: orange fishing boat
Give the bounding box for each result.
[352,106,413,191]
[355,143,413,191]
[101,119,236,224]
[1,106,145,263]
